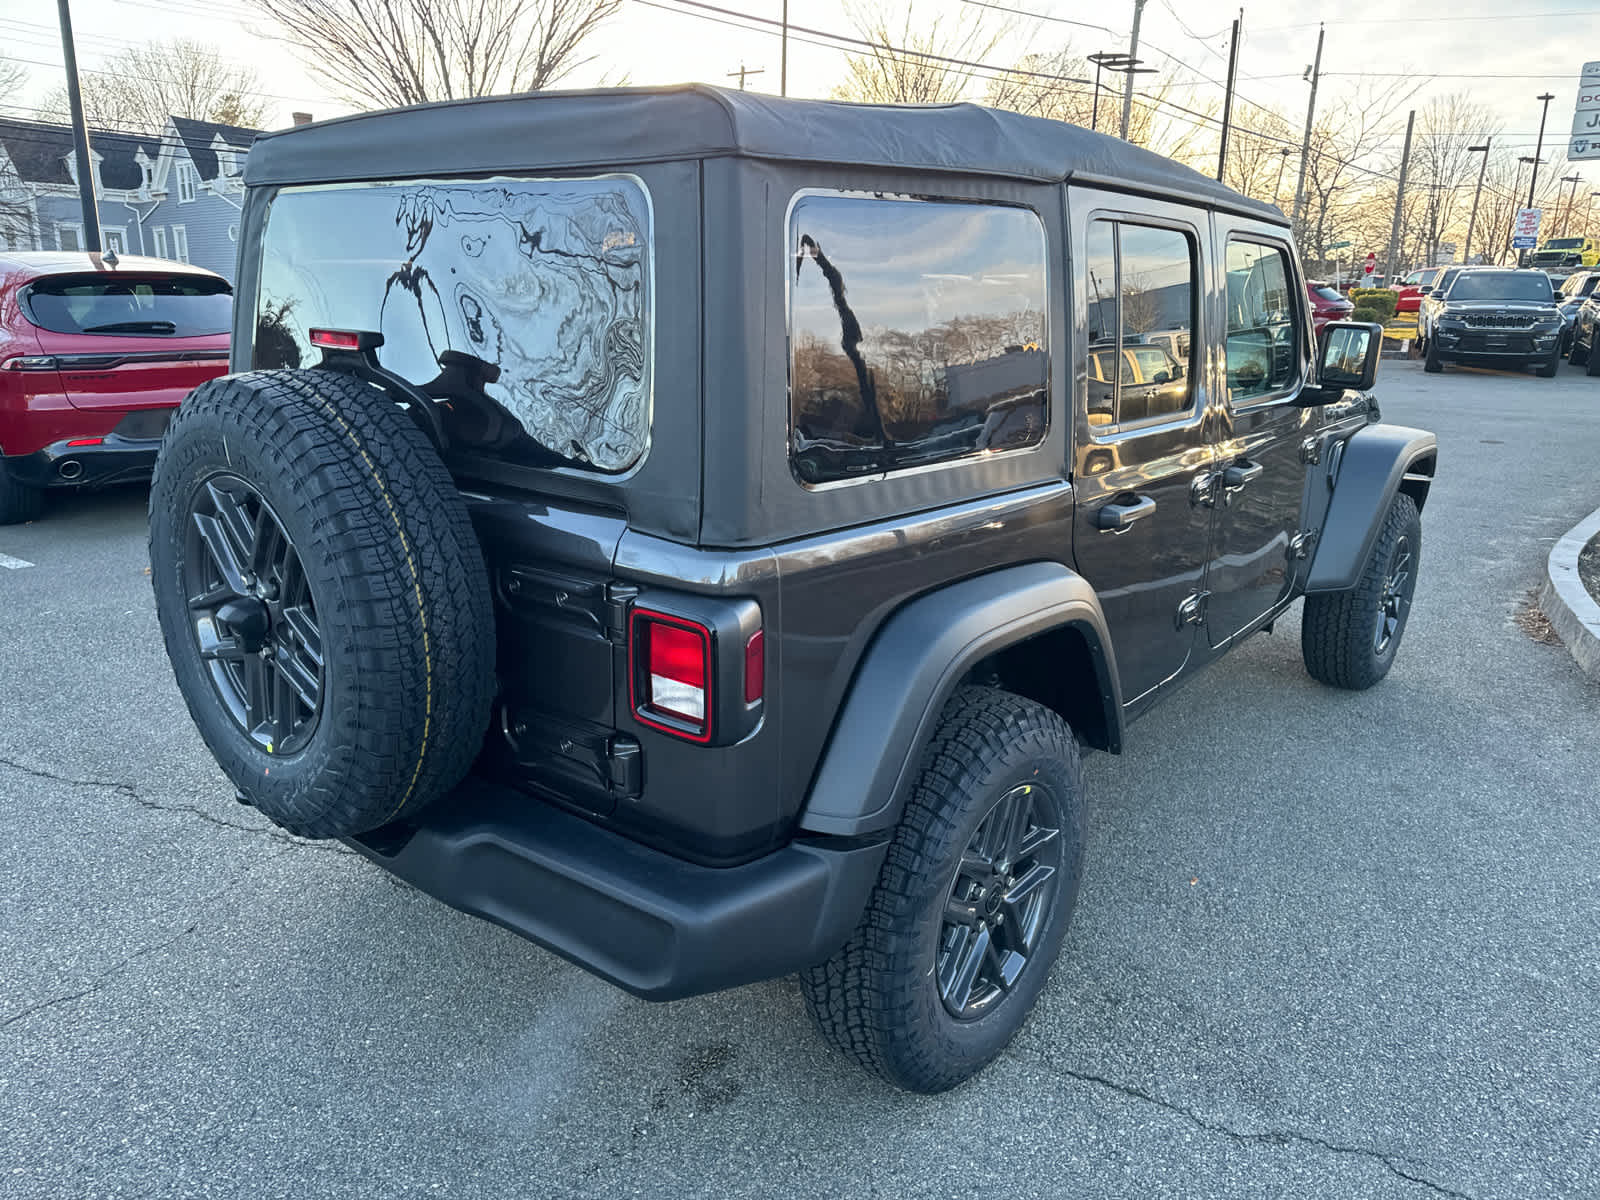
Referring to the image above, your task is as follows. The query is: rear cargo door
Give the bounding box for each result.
[22,273,231,411]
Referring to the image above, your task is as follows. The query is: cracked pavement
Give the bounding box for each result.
[3,361,1600,1198]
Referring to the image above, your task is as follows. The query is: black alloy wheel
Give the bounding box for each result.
[1374,533,1412,656]
[937,782,1063,1020]
[184,473,323,756]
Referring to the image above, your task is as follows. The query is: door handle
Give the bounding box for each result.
[1095,493,1156,532]
[1223,459,1264,490]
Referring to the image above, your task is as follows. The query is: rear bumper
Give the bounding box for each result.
[3,432,162,489]
[345,778,888,1001]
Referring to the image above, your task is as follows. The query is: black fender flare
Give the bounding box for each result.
[1306,423,1437,594]
[798,562,1122,839]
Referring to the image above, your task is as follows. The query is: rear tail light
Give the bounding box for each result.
[308,328,384,352]
[2,356,57,371]
[744,630,765,703]
[630,610,713,742]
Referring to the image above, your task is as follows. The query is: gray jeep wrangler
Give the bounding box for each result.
[149,86,1436,1093]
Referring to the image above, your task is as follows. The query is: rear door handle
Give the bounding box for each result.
[1095,493,1156,532]
[1223,459,1264,488]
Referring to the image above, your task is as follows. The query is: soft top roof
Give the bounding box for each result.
[245,84,1284,224]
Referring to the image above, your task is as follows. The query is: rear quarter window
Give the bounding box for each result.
[24,274,231,336]
[787,194,1048,487]
[252,175,653,475]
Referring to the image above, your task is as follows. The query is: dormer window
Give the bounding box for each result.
[177,163,196,203]
[142,162,154,189]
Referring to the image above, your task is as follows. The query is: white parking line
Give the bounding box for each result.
[0,552,35,569]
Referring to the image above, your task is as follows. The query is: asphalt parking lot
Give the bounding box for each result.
[3,359,1598,1199]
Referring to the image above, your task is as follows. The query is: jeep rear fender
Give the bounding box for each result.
[1306,424,1437,594]
[798,562,1122,839]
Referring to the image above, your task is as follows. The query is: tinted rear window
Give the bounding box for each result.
[25,274,232,336]
[1312,286,1344,301]
[1448,272,1553,302]
[253,175,653,475]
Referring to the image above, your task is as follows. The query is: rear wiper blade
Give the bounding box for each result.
[81,320,177,333]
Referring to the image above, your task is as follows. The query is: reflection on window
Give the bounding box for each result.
[789,196,1048,486]
[253,176,652,474]
[1225,240,1300,402]
[1084,219,1196,429]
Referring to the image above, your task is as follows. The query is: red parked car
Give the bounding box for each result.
[1306,280,1354,333]
[1390,267,1441,314]
[0,252,231,523]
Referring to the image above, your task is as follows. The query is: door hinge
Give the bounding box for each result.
[1289,529,1317,560]
[1176,590,1209,629]
[1299,436,1322,465]
[604,581,640,643]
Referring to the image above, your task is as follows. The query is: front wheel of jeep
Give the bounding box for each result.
[1301,491,1421,690]
[800,687,1084,1093]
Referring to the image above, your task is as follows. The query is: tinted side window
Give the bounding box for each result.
[789,196,1048,487]
[1083,219,1197,430]
[1224,239,1301,403]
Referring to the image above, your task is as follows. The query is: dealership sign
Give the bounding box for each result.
[1572,61,1600,160]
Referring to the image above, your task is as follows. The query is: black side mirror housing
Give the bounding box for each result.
[1297,321,1383,405]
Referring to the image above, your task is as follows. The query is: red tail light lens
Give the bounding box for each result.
[66,437,105,447]
[630,610,712,741]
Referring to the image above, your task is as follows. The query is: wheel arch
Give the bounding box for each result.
[797,561,1122,839]
[1306,424,1436,595]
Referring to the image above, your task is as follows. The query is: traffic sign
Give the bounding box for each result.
[1570,61,1600,160]
[1362,251,1377,281]
[1512,207,1543,249]
[1328,240,1352,249]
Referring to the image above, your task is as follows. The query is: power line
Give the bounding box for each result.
[0,53,325,105]
[1250,8,1597,29]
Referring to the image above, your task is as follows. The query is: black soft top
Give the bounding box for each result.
[245,84,1284,224]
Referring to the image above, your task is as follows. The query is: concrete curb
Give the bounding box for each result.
[1539,501,1600,682]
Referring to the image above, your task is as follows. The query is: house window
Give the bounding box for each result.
[152,226,168,258]
[58,223,83,251]
[228,224,238,242]
[141,163,154,190]
[171,225,189,263]
[103,228,126,255]
[177,164,196,203]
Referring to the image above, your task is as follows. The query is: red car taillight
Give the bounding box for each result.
[630,610,713,742]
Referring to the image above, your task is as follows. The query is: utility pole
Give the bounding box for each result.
[1216,10,1242,182]
[726,63,764,91]
[1463,139,1490,265]
[780,0,789,96]
[1290,24,1324,237]
[1384,108,1415,284]
[1119,0,1148,142]
[1559,173,1582,234]
[1522,92,1555,265]
[56,0,100,252]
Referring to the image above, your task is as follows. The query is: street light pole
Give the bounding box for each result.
[56,0,100,252]
[1559,173,1582,234]
[1272,146,1291,209]
[1527,93,1556,209]
[1464,140,1490,265]
[1216,10,1242,182]
[780,0,788,97]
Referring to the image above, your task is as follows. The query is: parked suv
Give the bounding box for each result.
[149,88,1435,1093]
[1422,268,1562,375]
[1556,270,1600,353]
[0,252,232,523]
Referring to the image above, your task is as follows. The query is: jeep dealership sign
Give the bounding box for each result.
[1572,61,1600,160]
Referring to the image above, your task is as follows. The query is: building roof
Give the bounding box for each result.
[243,84,1285,224]
[169,116,259,180]
[0,117,158,191]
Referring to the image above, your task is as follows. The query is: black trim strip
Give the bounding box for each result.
[51,350,230,370]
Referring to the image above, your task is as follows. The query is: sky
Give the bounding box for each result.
[0,0,1594,192]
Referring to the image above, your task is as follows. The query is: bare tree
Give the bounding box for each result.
[1296,79,1422,264]
[834,0,1011,104]
[42,40,268,132]
[247,0,620,110]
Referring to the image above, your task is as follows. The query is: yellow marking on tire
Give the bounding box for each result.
[308,389,434,822]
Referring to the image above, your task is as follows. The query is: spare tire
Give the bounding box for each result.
[149,369,495,838]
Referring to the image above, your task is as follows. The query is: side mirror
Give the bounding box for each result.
[1314,321,1383,394]
[1152,370,1171,385]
